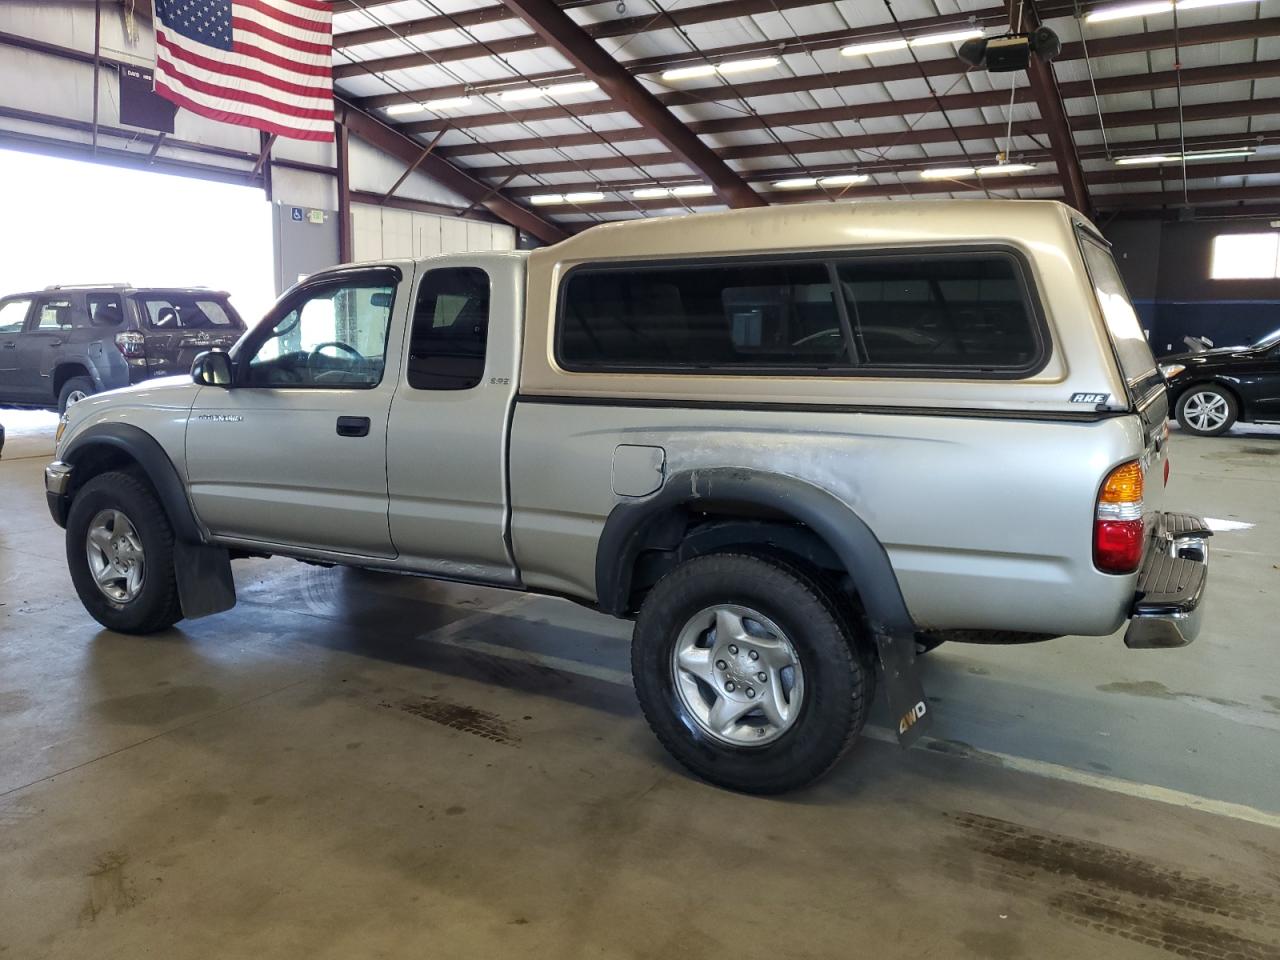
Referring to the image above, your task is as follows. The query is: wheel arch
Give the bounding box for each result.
[594,467,915,637]
[53,362,93,396]
[60,423,202,543]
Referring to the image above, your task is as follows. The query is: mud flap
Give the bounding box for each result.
[872,625,931,747]
[173,541,237,619]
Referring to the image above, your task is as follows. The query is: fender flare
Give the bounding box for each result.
[595,467,913,634]
[59,423,235,619]
[61,423,204,543]
[596,467,929,745]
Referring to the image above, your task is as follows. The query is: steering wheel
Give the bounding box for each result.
[307,340,364,372]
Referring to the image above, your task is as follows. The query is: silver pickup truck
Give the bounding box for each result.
[46,200,1210,793]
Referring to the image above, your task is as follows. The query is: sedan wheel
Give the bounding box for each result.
[1177,386,1238,437]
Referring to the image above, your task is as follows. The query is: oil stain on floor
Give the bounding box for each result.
[949,812,1280,960]
[381,696,518,746]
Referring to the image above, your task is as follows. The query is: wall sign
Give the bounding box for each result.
[118,65,177,133]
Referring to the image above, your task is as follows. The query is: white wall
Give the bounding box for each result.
[352,204,515,262]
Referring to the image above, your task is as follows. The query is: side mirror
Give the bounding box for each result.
[192,350,233,387]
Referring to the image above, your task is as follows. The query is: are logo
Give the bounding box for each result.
[898,700,927,736]
[1070,392,1110,405]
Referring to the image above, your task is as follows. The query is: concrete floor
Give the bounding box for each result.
[2,409,1279,960]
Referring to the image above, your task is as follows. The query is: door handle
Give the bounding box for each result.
[1,342,15,349]
[336,415,371,437]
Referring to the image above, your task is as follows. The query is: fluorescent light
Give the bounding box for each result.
[715,56,780,75]
[529,194,563,205]
[424,96,472,111]
[1177,0,1259,8]
[1086,0,1257,20]
[385,102,425,116]
[564,192,605,203]
[909,28,984,48]
[499,80,599,101]
[1114,148,1255,165]
[975,162,1037,175]
[662,64,718,81]
[632,187,670,199]
[544,80,599,96]
[840,38,909,57]
[498,86,548,102]
[920,166,976,179]
[672,184,715,197]
[662,57,779,82]
[819,174,869,186]
[773,177,818,189]
[1085,1,1173,22]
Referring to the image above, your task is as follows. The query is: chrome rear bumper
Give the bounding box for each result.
[1124,512,1210,649]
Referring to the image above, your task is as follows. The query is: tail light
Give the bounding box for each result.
[1095,460,1145,574]
[115,331,146,357]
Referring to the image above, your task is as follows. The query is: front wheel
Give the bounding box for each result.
[66,471,184,633]
[1176,385,1237,437]
[631,553,873,794]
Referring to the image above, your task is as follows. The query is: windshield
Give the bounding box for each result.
[1077,233,1159,392]
[1252,326,1280,350]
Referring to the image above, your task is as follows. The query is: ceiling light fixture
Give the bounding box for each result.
[564,192,605,203]
[632,187,671,199]
[385,102,426,116]
[662,57,779,82]
[498,80,599,102]
[671,184,715,197]
[975,162,1038,174]
[819,174,870,186]
[1113,148,1256,165]
[529,194,564,205]
[1085,0,1257,23]
[841,27,984,58]
[423,96,472,111]
[920,166,977,179]
[773,177,819,189]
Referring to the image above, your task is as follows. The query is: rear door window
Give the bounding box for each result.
[1077,234,1159,394]
[33,298,75,330]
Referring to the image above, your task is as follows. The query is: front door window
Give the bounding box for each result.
[244,281,396,388]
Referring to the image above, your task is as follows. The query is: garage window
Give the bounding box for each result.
[1210,233,1280,280]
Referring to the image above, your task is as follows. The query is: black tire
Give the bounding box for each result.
[66,470,184,634]
[1175,385,1238,437]
[58,376,95,415]
[631,553,873,794]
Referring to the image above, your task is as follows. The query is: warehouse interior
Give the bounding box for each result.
[2,1,1280,958]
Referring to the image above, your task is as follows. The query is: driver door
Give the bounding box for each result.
[185,267,408,558]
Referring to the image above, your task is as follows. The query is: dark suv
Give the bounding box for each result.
[0,285,246,412]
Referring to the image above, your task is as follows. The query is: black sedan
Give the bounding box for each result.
[1161,327,1280,436]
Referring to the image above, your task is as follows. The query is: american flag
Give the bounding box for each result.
[153,0,334,142]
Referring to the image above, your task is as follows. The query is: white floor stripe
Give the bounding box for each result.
[422,619,1280,830]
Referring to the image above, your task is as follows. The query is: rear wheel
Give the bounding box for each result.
[631,553,872,794]
[66,471,183,633]
[1176,385,1237,437]
[58,376,95,414]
